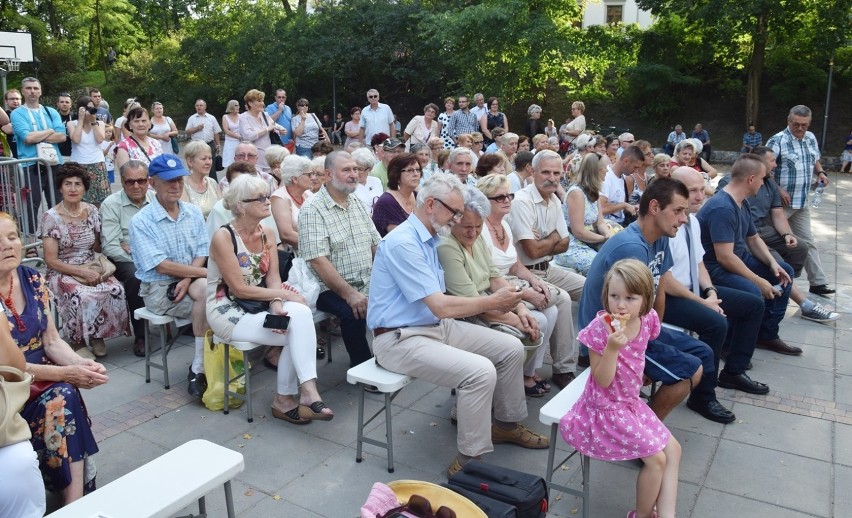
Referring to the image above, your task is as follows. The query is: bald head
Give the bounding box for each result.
[671,166,706,213]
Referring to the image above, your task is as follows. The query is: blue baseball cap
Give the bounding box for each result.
[148,154,189,180]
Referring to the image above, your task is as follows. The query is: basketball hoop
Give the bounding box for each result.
[2,58,20,71]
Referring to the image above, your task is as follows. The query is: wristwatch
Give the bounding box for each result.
[701,287,717,298]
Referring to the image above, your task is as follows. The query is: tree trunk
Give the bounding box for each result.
[298,0,307,14]
[95,0,107,82]
[745,12,767,127]
[46,0,60,38]
[281,0,293,16]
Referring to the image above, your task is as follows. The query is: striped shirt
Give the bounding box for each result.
[298,186,381,294]
[446,110,478,140]
[766,127,821,209]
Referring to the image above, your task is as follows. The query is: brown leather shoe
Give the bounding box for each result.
[551,372,576,390]
[491,424,549,449]
[447,458,463,478]
[756,338,802,356]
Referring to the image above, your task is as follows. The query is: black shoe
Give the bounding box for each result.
[718,371,770,395]
[809,284,835,297]
[551,372,576,390]
[187,368,207,397]
[756,338,803,356]
[686,398,736,424]
[577,356,590,369]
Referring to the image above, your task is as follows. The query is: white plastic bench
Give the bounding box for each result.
[346,358,412,473]
[46,439,244,518]
[539,368,591,518]
[134,307,191,389]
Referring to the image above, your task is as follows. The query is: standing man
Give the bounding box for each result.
[358,89,395,145]
[55,92,73,157]
[470,93,488,122]
[691,123,711,162]
[130,154,210,396]
[185,99,222,175]
[368,173,547,477]
[299,151,380,368]
[89,88,112,124]
[741,124,762,153]
[101,159,157,356]
[509,150,586,388]
[107,47,117,67]
[266,89,292,151]
[698,154,798,356]
[664,125,686,156]
[10,77,66,232]
[600,145,643,225]
[766,105,834,297]
[1,89,21,157]
[446,95,478,146]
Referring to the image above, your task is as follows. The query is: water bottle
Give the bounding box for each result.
[812,180,825,208]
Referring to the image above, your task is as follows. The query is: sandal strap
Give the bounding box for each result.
[308,401,329,414]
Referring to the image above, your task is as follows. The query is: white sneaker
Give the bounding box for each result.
[801,303,840,322]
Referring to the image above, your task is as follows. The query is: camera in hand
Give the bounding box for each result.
[86,106,99,115]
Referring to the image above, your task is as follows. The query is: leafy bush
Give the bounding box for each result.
[32,40,87,95]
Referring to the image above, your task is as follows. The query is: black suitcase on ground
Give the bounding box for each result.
[441,483,518,518]
[447,460,548,518]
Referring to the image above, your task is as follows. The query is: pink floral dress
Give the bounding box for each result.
[559,309,670,461]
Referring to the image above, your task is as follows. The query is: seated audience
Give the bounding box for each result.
[40,163,130,359]
[264,144,290,187]
[368,173,548,478]
[474,152,506,178]
[507,150,534,193]
[100,160,157,356]
[1,213,107,506]
[412,143,438,184]
[601,145,644,225]
[351,147,382,214]
[370,137,403,190]
[180,140,221,218]
[129,154,210,396]
[218,142,276,194]
[207,174,332,424]
[372,153,421,237]
[648,153,673,183]
[448,147,476,186]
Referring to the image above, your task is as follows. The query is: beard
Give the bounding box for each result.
[429,215,452,237]
[330,175,357,194]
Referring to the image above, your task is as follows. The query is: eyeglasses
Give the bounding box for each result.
[401,167,421,175]
[235,153,258,159]
[123,178,148,185]
[434,198,464,220]
[487,193,514,203]
[472,140,483,144]
[307,171,324,177]
[368,95,379,99]
[241,195,271,203]
[622,140,634,144]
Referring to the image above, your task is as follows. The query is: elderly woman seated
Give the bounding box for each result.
[2,212,107,507]
[372,153,421,237]
[672,139,716,195]
[437,184,561,397]
[352,148,382,215]
[207,174,333,424]
[40,163,130,359]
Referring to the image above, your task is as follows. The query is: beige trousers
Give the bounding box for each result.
[372,319,526,457]
[530,265,585,373]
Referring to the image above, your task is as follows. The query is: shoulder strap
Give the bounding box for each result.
[223,224,238,255]
[127,136,152,163]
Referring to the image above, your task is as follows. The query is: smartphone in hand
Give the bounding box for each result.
[263,314,290,330]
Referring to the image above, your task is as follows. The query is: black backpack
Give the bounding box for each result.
[447,461,548,518]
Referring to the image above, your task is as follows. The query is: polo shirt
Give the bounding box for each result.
[100,189,156,263]
[508,183,569,266]
[359,103,394,144]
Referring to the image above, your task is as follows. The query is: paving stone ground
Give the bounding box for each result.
[63,171,851,517]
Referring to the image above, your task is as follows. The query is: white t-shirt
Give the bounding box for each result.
[601,166,626,223]
[669,215,704,292]
[353,176,383,215]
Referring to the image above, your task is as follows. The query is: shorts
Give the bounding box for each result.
[644,326,704,385]
[140,280,194,319]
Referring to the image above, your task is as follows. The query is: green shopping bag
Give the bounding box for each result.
[202,330,246,411]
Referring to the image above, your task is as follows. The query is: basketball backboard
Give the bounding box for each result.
[0,31,34,62]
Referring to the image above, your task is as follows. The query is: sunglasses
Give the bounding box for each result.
[368,95,379,99]
[241,195,271,203]
[123,178,148,185]
[487,193,514,203]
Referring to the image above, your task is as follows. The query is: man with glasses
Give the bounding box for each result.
[55,93,73,157]
[766,105,834,297]
[358,89,395,145]
[218,141,276,194]
[446,95,478,147]
[509,150,586,389]
[130,154,210,396]
[2,89,22,157]
[266,89,292,150]
[616,131,634,159]
[299,151,381,369]
[101,159,157,356]
[369,173,548,478]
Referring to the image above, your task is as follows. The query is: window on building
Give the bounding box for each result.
[606,5,624,24]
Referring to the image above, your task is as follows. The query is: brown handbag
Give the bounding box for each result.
[0,365,33,447]
[71,253,117,284]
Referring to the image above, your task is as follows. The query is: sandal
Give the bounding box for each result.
[535,379,551,393]
[298,401,334,421]
[524,383,546,398]
[271,405,310,425]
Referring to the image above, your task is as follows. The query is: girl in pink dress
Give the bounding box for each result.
[560,259,681,518]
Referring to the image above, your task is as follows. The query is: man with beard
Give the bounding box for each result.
[299,151,381,368]
[368,173,547,478]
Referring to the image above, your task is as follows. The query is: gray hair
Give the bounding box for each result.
[788,105,812,119]
[279,155,313,185]
[410,143,427,154]
[351,147,377,169]
[449,146,473,163]
[527,104,542,116]
[265,145,290,169]
[532,149,561,170]
[573,133,594,151]
[687,138,703,155]
[119,159,148,177]
[462,185,491,218]
[416,173,463,208]
[223,174,268,215]
[21,76,40,87]
[674,140,696,155]
[324,150,351,171]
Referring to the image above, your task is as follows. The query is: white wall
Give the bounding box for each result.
[581,0,655,29]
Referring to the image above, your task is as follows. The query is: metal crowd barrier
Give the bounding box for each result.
[0,156,57,243]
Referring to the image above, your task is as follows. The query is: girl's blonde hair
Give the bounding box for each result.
[601,258,655,317]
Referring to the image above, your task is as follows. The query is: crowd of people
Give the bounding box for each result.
[0,77,842,517]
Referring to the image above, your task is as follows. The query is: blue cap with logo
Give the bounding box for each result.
[148,154,189,180]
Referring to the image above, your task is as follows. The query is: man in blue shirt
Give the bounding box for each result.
[698,154,796,356]
[691,123,711,162]
[130,154,210,396]
[741,124,762,153]
[578,178,731,423]
[664,124,686,156]
[265,89,292,149]
[368,174,548,477]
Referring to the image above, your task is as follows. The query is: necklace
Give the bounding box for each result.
[60,201,83,218]
[285,186,304,207]
[486,217,506,246]
[1,274,26,333]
